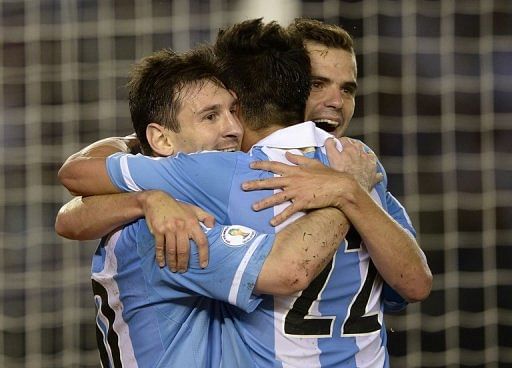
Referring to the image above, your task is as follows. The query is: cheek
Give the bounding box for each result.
[345,99,355,115]
[305,96,320,111]
[203,132,218,146]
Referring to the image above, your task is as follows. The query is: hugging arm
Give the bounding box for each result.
[56,136,214,272]
[255,206,348,295]
[57,137,123,196]
[243,138,433,302]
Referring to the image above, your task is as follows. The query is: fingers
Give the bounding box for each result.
[284,152,320,167]
[339,137,365,153]
[252,191,295,211]
[165,231,177,272]
[201,213,215,228]
[242,177,288,191]
[249,160,294,175]
[164,220,210,272]
[192,206,215,228]
[269,203,298,226]
[190,226,209,269]
[174,222,189,273]
[154,232,165,268]
[325,138,341,157]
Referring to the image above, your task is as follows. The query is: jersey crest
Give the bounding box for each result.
[221,225,256,247]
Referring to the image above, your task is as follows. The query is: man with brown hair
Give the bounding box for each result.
[59,19,431,367]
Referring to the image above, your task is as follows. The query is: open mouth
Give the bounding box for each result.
[219,148,236,152]
[313,119,339,133]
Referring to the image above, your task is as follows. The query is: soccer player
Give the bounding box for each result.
[58,38,378,367]
[59,19,431,367]
[242,17,431,311]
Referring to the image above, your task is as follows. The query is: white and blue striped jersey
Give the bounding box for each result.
[105,121,417,368]
[92,221,274,367]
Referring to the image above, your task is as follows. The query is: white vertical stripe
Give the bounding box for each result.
[94,295,115,368]
[92,230,138,367]
[120,155,142,191]
[261,146,323,367]
[228,234,267,305]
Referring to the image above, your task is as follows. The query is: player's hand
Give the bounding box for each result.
[123,133,142,154]
[242,138,381,226]
[242,148,345,226]
[327,137,382,192]
[141,190,215,272]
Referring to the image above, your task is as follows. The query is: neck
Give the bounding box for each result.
[241,125,283,152]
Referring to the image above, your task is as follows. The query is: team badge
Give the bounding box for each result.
[221,225,256,247]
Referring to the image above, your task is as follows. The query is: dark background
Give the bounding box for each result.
[1,0,511,367]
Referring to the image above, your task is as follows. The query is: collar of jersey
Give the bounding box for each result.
[252,121,334,149]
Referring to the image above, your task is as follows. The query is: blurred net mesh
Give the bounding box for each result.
[0,0,511,367]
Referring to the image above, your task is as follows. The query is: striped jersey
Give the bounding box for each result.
[92,222,274,367]
[105,121,417,367]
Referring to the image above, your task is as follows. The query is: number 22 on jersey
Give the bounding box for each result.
[284,228,382,337]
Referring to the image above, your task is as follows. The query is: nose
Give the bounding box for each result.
[223,112,243,140]
[324,86,343,110]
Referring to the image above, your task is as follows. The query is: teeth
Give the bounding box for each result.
[220,148,235,152]
[313,119,339,133]
[313,119,339,126]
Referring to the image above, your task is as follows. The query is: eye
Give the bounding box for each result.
[311,80,324,89]
[311,81,324,89]
[204,113,217,121]
[341,82,358,96]
[342,86,356,97]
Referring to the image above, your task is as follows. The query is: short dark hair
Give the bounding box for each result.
[287,18,354,54]
[214,18,311,130]
[127,46,224,154]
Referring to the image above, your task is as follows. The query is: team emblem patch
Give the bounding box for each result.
[221,225,256,247]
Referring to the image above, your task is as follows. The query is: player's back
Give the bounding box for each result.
[224,143,390,368]
[91,220,256,368]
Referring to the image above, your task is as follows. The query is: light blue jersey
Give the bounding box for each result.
[106,122,417,368]
[92,221,274,367]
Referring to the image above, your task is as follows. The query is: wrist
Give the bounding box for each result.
[135,190,157,213]
[137,190,175,215]
[332,173,361,211]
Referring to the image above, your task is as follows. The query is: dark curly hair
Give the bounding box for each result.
[214,18,311,130]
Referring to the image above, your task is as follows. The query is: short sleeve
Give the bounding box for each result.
[106,151,242,223]
[136,221,275,313]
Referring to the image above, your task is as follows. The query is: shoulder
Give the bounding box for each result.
[175,151,247,166]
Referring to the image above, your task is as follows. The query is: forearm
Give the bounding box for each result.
[58,137,131,195]
[58,156,118,196]
[256,207,349,295]
[55,193,146,240]
[336,182,432,302]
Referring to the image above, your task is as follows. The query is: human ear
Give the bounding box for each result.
[146,123,175,157]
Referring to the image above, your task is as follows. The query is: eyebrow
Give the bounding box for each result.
[196,104,221,115]
[344,81,358,91]
[311,76,358,91]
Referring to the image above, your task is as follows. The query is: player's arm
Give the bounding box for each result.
[57,136,214,271]
[255,206,348,295]
[57,136,126,195]
[141,207,349,312]
[243,138,433,303]
[55,191,214,271]
[55,193,146,240]
[58,156,117,195]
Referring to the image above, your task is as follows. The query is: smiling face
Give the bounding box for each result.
[304,41,358,138]
[169,80,243,153]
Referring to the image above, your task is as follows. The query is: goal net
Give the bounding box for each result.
[0,0,510,367]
